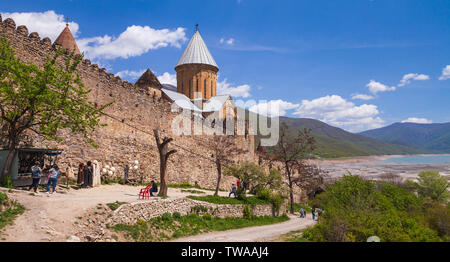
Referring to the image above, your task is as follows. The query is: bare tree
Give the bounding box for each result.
[197,135,247,196]
[153,129,177,197]
[269,123,316,214]
[293,163,328,200]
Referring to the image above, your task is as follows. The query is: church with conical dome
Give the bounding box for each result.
[175,27,219,100]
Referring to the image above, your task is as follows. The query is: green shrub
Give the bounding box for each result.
[0,177,14,189]
[190,205,208,215]
[106,201,128,211]
[243,205,253,220]
[202,213,212,220]
[172,212,181,219]
[256,188,271,201]
[0,192,7,204]
[303,175,443,242]
[187,195,270,205]
[161,212,172,221]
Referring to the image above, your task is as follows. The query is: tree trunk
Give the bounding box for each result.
[285,163,295,214]
[0,143,16,183]
[289,180,295,214]
[214,160,221,196]
[153,130,176,197]
[159,155,168,197]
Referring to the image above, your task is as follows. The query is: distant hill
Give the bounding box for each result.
[359,122,450,153]
[243,109,431,158]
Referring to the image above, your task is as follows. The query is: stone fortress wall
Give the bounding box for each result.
[0,15,255,190]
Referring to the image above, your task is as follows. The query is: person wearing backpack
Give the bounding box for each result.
[29,161,42,193]
[149,180,158,196]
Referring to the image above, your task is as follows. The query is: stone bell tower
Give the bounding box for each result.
[175,25,219,100]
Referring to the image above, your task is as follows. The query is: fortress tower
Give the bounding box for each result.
[175,27,218,100]
[54,20,80,55]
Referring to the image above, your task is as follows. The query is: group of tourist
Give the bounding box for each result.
[77,161,94,188]
[299,207,323,220]
[28,161,61,194]
[311,208,323,221]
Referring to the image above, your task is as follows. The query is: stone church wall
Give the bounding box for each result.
[0,15,255,190]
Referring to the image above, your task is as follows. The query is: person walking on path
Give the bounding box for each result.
[82,161,93,188]
[229,183,237,198]
[29,161,42,193]
[312,208,316,221]
[300,208,305,218]
[149,180,158,196]
[77,163,84,185]
[46,164,60,194]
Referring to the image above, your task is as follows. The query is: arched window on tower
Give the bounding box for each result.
[181,81,184,94]
[211,80,213,97]
[196,79,198,93]
[204,79,206,98]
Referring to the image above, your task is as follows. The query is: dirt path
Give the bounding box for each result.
[172,215,316,242]
[0,185,230,242]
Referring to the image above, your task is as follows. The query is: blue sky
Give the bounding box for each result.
[2,0,450,132]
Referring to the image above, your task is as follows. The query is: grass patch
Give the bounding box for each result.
[0,192,25,231]
[102,178,125,185]
[181,189,205,194]
[168,182,226,192]
[187,195,271,205]
[106,201,128,211]
[287,203,312,213]
[280,229,311,242]
[111,213,289,242]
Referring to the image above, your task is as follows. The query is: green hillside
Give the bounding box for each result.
[245,110,432,158]
[359,122,450,153]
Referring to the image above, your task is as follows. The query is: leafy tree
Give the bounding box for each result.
[0,36,110,182]
[304,175,442,242]
[408,170,449,203]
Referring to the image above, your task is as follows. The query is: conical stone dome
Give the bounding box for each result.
[175,30,218,70]
[54,24,81,55]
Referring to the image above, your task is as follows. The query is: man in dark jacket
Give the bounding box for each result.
[149,180,158,196]
[82,161,93,188]
[29,161,42,193]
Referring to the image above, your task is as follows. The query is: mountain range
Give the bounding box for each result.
[359,122,450,153]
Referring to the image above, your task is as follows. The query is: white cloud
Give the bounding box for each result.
[1,10,79,41]
[249,100,299,117]
[78,25,187,60]
[292,95,384,132]
[439,65,450,80]
[401,117,433,124]
[366,80,396,95]
[157,72,177,86]
[220,38,235,45]
[2,11,188,61]
[398,73,430,87]
[351,94,375,100]
[217,79,251,98]
[115,69,146,80]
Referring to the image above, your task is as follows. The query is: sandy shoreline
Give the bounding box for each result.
[310,154,450,180]
[309,153,450,165]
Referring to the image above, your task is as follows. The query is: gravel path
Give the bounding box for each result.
[172,215,316,242]
[0,184,229,242]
